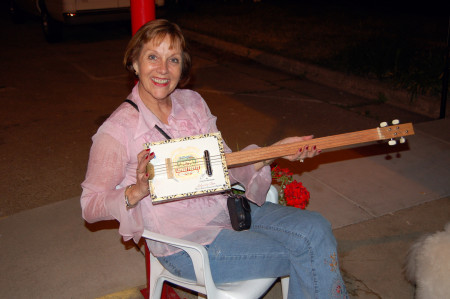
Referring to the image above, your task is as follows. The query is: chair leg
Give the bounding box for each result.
[281,277,290,299]
[140,242,152,299]
[141,242,181,299]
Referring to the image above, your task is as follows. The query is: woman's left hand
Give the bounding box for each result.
[254,135,321,171]
[274,135,321,162]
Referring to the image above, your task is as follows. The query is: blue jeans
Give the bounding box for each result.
[158,202,348,299]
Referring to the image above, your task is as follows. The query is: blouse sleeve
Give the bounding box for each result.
[80,132,144,243]
[227,145,272,206]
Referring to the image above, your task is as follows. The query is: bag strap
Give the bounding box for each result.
[124,99,139,111]
[124,99,172,140]
[154,125,172,140]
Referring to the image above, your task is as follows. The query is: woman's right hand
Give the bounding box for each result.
[125,149,155,207]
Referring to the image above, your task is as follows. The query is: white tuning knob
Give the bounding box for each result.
[388,139,397,146]
[400,137,406,144]
[392,119,400,125]
[380,122,388,127]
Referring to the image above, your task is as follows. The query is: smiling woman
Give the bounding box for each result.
[81,19,347,299]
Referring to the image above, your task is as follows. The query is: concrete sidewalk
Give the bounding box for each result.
[0,197,146,299]
[1,118,448,299]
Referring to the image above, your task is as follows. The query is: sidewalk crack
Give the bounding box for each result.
[303,172,376,217]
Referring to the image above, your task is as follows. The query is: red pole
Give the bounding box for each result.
[130,0,155,35]
[131,3,181,299]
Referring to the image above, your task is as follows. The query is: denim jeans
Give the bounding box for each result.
[158,202,348,299]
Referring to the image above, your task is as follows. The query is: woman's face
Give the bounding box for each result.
[133,35,182,103]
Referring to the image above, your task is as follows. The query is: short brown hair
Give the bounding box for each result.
[123,19,191,87]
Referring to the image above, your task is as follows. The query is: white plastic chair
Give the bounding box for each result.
[141,185,289,299]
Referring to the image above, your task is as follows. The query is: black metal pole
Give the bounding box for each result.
[440,16,450,119]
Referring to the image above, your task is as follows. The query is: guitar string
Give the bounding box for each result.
[149,155,223,168]
[151,163,224,176]
[151,160,224,173]
[149,155,225,175]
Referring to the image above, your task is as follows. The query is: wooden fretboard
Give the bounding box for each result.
[225,123,414,168]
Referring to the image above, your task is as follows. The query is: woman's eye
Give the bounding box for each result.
[170,57,180,64]
[148,55,157,61]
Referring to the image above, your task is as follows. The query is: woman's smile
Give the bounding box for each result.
[152,77,170,86]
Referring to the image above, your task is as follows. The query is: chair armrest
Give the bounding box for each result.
[265,185,279,204]
[232,184,279,204]
[142,229,213,287]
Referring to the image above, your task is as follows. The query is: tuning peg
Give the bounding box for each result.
[388,139,397,146]
[400,137,406,144]
[380,121,388,127]
[392,119,400,125]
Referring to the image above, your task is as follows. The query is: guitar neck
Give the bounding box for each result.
[225,123,414,168]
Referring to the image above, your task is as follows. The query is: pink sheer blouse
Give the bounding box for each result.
[80,84,271,256]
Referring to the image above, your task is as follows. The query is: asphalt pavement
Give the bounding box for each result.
[0,8,449,299]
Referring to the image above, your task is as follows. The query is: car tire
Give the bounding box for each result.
[40,2,63,42]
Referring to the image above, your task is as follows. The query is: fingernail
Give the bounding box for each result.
[146,173,149,177]
[299,147,303,153]
[150,152,155,156]
[313,145,317,150]
[145,154,149,159]
[146,148,150,151]
[305,146,309,150]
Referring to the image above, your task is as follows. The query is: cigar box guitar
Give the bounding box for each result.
[145,120,414,204]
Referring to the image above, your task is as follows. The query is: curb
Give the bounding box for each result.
[96,286,145,299]
[184,30,445,119]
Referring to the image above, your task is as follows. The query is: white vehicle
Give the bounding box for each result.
[10,0,130,42]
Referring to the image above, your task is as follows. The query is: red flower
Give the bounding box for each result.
[271,166,292,177]
[271,164,310,208]
[283,180,310,209]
